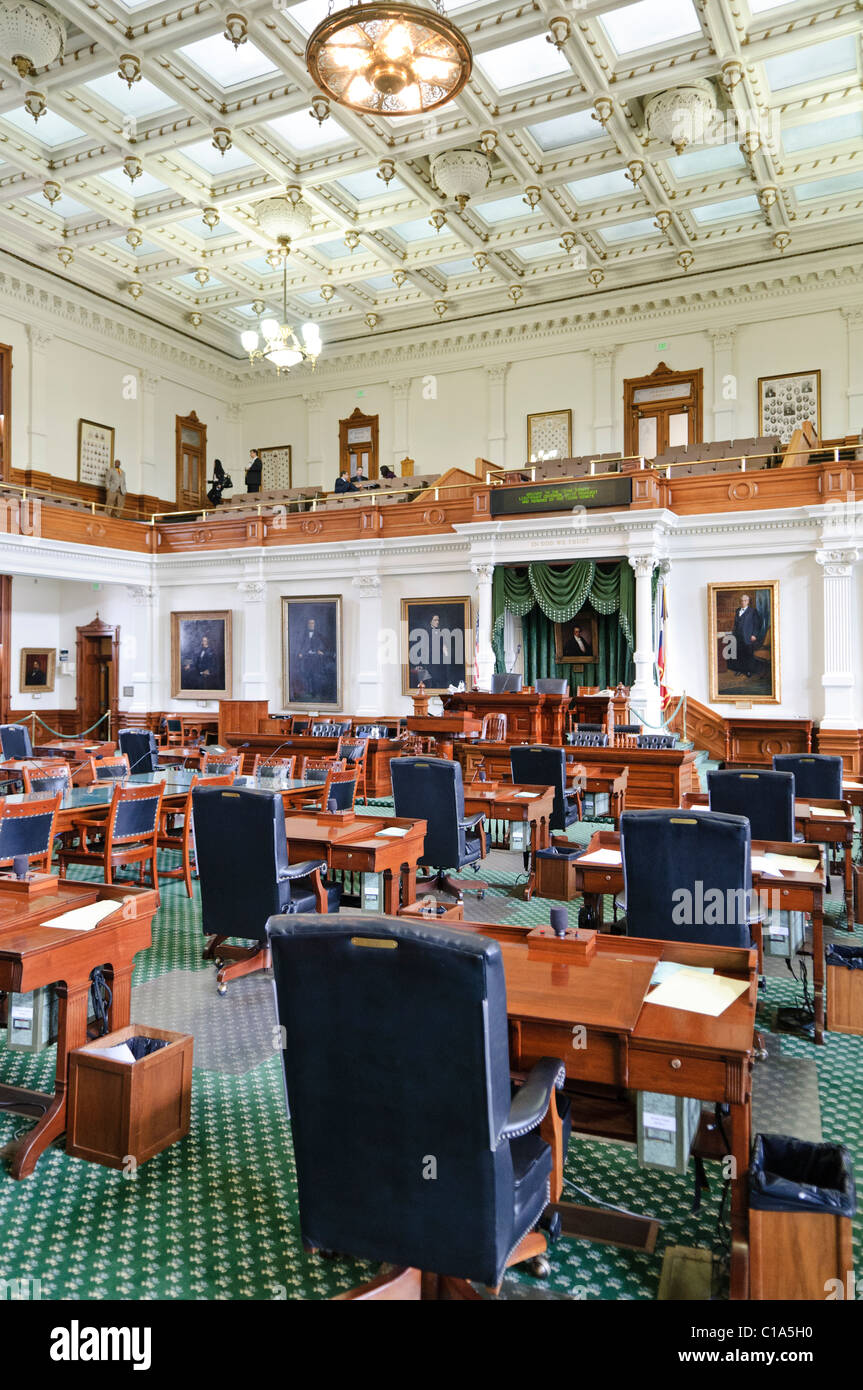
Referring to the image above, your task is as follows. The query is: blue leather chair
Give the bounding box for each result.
[390,756,486,899]
[619,808,752,947]
[266,912,566,1296]
[510,745,581,834]
[535,678,568,695]
[491,673,523,693]
[193,786,340,994]
[0,723,33,759]
[118,729,160,774]
[707,768,798,842]
[636,733,677,750]
[772,754,843,800]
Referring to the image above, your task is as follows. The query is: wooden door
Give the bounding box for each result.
[624,362,703,460]
[339,408,379,481]
[176,411,207,509]
[76,616,119,738]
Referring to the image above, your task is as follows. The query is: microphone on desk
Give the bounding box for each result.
[549,906,568,939]
[506,644,522,674]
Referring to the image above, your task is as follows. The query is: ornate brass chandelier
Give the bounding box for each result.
[306,0,471,117]
[240,260,321,374]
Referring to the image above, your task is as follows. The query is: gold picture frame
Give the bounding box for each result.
[77,418,116,488]
[757,370,821,445]
[401,597,472,695]
[554,610,598,666]
[282,596,342,710]
[259,444,292,490]
[708,582,780,705]
[20,648,55,693]
[171,611,232,699]
[527,409,572,462]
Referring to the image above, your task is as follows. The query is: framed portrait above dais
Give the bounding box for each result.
[708,582,779,704]
[554,609,598,666]
[401,598,471,695]
[20,648,56,693]
[282,596,342,710]
[171,611,232,699]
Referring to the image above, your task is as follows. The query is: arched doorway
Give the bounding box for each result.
[76,616,119,739]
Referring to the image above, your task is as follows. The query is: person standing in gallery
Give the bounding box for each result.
[105,459,127,517]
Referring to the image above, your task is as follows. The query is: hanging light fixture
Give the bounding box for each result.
[431,148,489,210]
[0,0,66,78]
[253,190,312,254]
[306,0,471,118]
[240,260,322,374]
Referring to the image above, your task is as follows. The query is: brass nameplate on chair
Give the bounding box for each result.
[527,926,597,963]
[0,872,59,897]
[350,937,397,949]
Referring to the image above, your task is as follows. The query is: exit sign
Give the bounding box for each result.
[656,341,667,351]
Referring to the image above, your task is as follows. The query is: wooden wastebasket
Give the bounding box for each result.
[826,943,863,1036]
[67,1024,193,1169]
[535,850,580,902]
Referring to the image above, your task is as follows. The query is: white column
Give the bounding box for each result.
[237,579,267,701]
[591,347,616,454]
[816,548,859,727]
[303,391,325,488]
[471,561,495,691]
[708,328,737,443]
[351,573,383,714]
[842,309,863,433]
[124,584,158,714]
[26,326,52,473]
[628,553,660,726]
[485,364,508,466]
[138,371,160,503]
[391,379,410,473]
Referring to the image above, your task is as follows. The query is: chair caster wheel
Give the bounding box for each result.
[529,1256,550,1279]
[214,957,224,969]
[216,981,227,996]
[477,890,485,900]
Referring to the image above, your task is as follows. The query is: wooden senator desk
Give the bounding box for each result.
[0,881,159,1177]
[723,717,813,767]
[223,732,402,798]
[35,741,115,761]
[2,775,191,836]
[457,742,698,809]
[279,812,427,913]
[462,783,555,899]
[566,760,629,827]
[454,919,757,1300]
[157,744,204,768]
[572,829,830,1043]
[443,691,568,745]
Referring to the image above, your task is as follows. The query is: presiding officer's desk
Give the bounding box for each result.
[453,918,757,1300]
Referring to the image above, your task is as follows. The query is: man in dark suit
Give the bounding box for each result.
[334,471,356,494]
[245,449,263,493]
[727,593,763,677]
[563,623,593,658]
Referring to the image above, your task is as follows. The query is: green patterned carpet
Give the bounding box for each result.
[0,798,861,1302]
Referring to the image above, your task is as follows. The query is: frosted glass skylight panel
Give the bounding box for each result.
[83,74,176,117]
[25,192,89,218]
[567,168,633,201]
[363,275,395,291]
[670,143,746,177]
[178,218,228,240]
[794,171,863,201]
[315,238,355,258]
[2,108,85,145]
[392,218,436,242]
[764,36,858,91]
[518,239,565,261]
[600,217,659,243]
[283,0,328,34]
[748,0,798,9]
[476,195,533,224]
[527,111,600,151]
[242,256,276,274]
[598,0,700,55]
[439,257,477,276]
[178,35,278,87]
[178,140,256,175]
[783,113,863,153]
[266,111,351,152]
[100,167,168,196]
[475,36,570,91]
[337,170,404,200]
[691,194,760,223]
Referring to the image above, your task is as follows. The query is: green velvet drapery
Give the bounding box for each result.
[492,561,635,688]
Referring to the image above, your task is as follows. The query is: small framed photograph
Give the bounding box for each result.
[77,418,115,488]
[554,610,598,666]
[260,445,292,490]
[527,409,572,462]
[282,596,342,709]
[758,371,820,444]
[708,582,780,704]
[401,598,472,694]
[171,611,232,699]
[20,648,55,693]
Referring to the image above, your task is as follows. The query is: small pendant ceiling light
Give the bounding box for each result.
[306,0,471,117]
[240,258,322,375]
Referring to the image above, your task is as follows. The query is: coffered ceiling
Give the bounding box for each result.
[0,0,861,363]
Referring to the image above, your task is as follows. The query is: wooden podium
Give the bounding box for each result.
[442,691,568,744]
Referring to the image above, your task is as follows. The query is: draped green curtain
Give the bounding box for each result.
[492,561,635,687]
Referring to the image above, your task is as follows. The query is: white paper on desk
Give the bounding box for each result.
[87,1042,136,1064]
[843,782,863,790]
[808,806,845,818]
[764,852,820,875]
[645,969,748,1018]
[649,960,714,988]
[576,847,622,867]
[514,791,540,799]
[42,900,120,932]
[376,826,409,838]
[751,853,784,878]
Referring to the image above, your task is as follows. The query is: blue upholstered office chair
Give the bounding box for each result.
[490,673,523,693]
[772,754,842,801]
[390,756,487,900]
[193,785,340,994]
[535,678,568,695]
[636,733,677,750]
[707,768,798,842]
[568,730,608,747]
[619,809,752,948]
[267,912,566,1296]
[118,729,160,774]
[0,723,33,759]
[510,745,581,835]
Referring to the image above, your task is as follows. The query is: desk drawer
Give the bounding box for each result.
[513,1022,624,1086]
[628,1045,727,1100]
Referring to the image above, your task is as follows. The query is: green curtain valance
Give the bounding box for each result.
[492,560,634,659]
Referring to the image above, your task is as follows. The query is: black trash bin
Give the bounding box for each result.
[749,1133,856,1299]
[826,943,863,1036]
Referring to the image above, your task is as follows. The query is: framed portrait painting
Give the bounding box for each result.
[527,409,572,462]
[171,611,232,699]
[554,610,598,666]
[708,582,779,704]
[401,598,472,695]
[282,596,341,710]
[757,371,820,444]
[20,648,55,693]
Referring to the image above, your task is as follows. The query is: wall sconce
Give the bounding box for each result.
[473,250,489,271]
[118,53,141,87]
[392,268,406,287]
[428,209,447,233]
[202,206,220,229]
[123,154,142,181]
[433,300,447,318]
[677,249,694,272]
[211,127,232,156]
[546,16,571,51]
[320,284,335,301]
[126,226,142,248]
[344,230,360,251]
[479,129,498,155]
[588,268,605,288]
[522,185,541,210]
[378,158,396,186]
[365,312,380,330]
[42,179,61,204]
